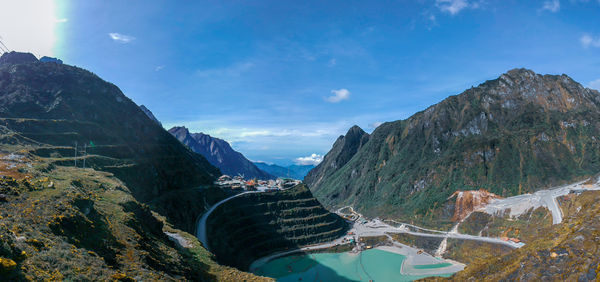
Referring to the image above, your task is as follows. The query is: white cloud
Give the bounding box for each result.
[371,121,383,128]
[581,34,600,48]
[294,154,323,165]
[542,0,560,12]
[326,88,351,103]
[589,78,600,90]
[155,65,165,71]
[109,33,136,43]
[436,0,469,15]
[237,129,331,138]
[0,0,58,57]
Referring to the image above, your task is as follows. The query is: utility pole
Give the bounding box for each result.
[82,143,87,168]
[74,141,78,167]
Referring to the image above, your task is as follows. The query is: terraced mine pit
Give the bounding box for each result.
[205,184,348,270]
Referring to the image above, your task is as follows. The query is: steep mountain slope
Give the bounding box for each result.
[169,126,272,179]
[0,52,220,205]
[304,125,369,189]
[253,162,314,179]
[0,52,266,280]
[139,104,162,126]
[307,69,600,226]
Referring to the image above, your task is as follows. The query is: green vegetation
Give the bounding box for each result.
[207,184,348,270]
[307,69,600,228]
[0,162,270,281]
[458,208,553,243]
[432,190,600,281]
[0,53,268,281]
[389,233,443,255]
[443,239,512,265]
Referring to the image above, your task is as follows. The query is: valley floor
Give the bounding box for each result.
[238,176,600,280]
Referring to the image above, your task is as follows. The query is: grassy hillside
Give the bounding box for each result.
[0,151,270,281]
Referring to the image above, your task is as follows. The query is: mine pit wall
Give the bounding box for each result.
[206,184,349,270]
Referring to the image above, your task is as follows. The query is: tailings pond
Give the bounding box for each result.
[252,248,457,281]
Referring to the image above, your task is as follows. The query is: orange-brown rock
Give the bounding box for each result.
[449,189,502,221]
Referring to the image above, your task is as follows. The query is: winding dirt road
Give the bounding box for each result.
[196,191,260,252]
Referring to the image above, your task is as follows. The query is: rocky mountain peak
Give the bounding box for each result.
[481,68,598,112]
[346,125,366,138]
[304,125,369,188]
[0,51,38,66]
[168,126,272,179]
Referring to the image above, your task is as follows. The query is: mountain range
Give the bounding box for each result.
[253,162,314,179]
[305,68,600,226]
[169,126,273,179]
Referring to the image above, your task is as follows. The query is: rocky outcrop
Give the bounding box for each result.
[169,126,272,179]
[448,190,502,221]
[139,104,162,126]
[0,51,37,66]
[309,68,600,226]
[304,125,369,190]
[39,56,63,64]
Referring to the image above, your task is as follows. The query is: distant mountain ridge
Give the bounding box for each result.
[305,68,600,225]
[169,126,273,179]
[254,162,315,179]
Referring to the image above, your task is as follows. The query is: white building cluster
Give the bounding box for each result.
[214,175,301,192]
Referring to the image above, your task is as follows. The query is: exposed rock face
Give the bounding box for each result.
[139,104,162,126]
[304,125,369,190]
[169,126,272,179]
[39,56,63,64]
[308,68,600,225]
[449,189,502,222]
[0,51,37,66]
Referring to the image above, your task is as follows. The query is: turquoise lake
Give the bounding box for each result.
[252,248,455,282]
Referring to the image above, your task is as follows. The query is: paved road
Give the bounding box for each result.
[351,218,524,248]
[196,191,260,252]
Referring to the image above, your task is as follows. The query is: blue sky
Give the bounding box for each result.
[3,0,600,165]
